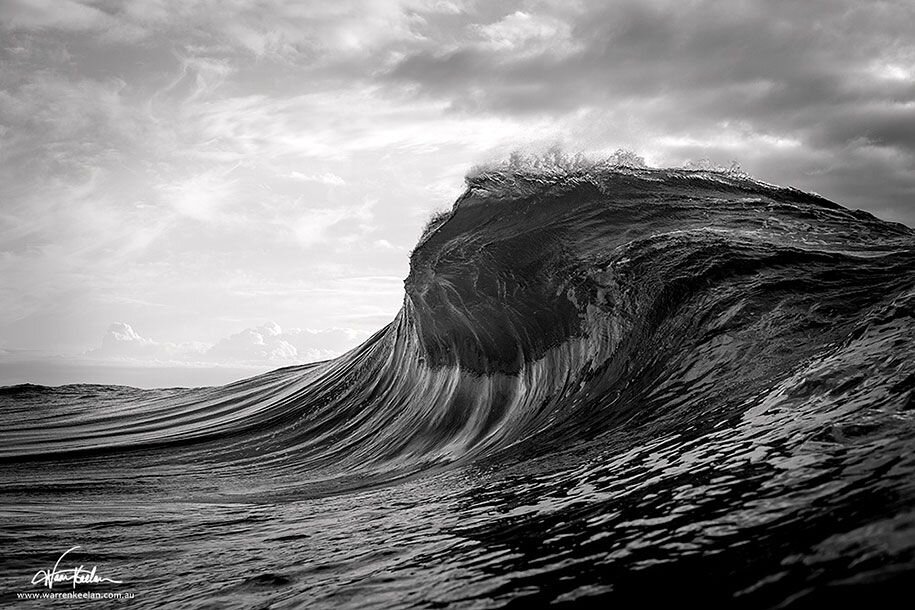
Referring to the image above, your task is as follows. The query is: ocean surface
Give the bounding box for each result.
[2,166,914,608]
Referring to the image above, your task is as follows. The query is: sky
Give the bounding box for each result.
[1,0,913,387]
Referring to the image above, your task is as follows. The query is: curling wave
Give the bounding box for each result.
[2,165,914,607]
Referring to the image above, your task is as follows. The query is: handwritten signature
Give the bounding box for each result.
[31,546,123,589]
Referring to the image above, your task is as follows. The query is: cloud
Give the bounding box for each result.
[0,0,115,32]
[90,322,201,361]
[474,11,575,54]
[287,171,346,185]
[382,0,915,222]
[205,322,298,363]
[89,321,367,366]
[208,322,365,363]
[160,167,240,221]
[289,198,377,247]
[0,0,461,61]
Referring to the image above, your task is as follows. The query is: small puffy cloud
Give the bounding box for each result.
[206,322,367,364]
[90,322,201,360]
[88,321,367,367]
[373,239,398,250]
[206,322,298,363]
[103,322,150,346]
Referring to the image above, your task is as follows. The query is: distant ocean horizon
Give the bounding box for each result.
[0,359,276,389]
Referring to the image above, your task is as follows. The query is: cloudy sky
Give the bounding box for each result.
[1,0,913,386]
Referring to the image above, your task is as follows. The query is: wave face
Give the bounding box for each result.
[2,168,914,608]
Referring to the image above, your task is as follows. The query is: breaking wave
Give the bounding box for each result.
[2,164,913,608]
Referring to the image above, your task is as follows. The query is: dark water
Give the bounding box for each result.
[2,167,914,608]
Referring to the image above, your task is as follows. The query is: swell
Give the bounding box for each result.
[1,168,913,491]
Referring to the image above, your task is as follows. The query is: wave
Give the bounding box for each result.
[3,166,912,474]
[2,165,914,606]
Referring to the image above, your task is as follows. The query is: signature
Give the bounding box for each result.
[31,546,123,589]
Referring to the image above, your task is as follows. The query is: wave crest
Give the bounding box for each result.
[2,164,913,491]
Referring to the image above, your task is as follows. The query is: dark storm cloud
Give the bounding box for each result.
[391,1,913,114]
[384,0,915,224]
[808,104,915,151]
